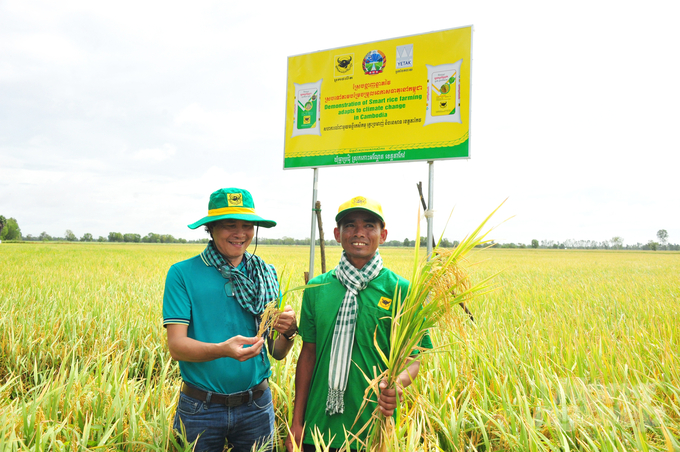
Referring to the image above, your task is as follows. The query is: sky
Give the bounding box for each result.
[1,0,679,247]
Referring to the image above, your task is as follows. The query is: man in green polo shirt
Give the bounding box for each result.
[286,196,431,452]
[163,187,299,452]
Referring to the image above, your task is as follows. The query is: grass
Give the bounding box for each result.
[1,243,679,450]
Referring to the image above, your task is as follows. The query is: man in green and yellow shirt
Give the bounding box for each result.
[286,196,431,452]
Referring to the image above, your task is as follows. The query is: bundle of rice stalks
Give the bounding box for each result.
[257,302,284,338]
[359,202,505,452]
[257,272,324,338]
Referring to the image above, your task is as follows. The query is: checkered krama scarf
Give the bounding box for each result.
[326,250,383,415]
[202,240,279,316]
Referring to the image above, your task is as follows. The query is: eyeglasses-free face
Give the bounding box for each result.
[210,219,255,266]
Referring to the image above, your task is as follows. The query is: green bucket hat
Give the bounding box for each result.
[188,188,276,229]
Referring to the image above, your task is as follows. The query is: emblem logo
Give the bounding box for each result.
[335,54,354,77]
[362,50,386,75]
[351,196,367,206]
[228,193,243,207]
[396,44,413,69]
[378,297,392,310]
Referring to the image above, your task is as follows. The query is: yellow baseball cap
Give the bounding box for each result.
[335,196,385,226]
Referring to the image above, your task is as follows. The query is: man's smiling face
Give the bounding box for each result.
[334,211,387,269]
[211,219,255,265]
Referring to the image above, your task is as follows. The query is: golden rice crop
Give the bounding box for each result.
[0,242,678,451]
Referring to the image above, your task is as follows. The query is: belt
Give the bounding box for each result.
[181,379,268,407]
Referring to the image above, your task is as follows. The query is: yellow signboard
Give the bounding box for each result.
[283,26,472,169]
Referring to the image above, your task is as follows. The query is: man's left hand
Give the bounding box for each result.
[273,305,297,338]
[378,380,403,417]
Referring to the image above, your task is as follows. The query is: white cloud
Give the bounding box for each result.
[132,144,176,162]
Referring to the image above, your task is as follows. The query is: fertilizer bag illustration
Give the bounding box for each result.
[424,60,462,126]
[292,80,322,137]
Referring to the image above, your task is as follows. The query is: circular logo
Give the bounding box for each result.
[351,196,367,206]
[362,50,386,75]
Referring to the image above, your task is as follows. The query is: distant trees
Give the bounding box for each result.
[108,232,124,242]
[657,229,668,245]
[0,216,22,241]
[142,233,161,243]
[7,223,674,251]
[123,233,141,243]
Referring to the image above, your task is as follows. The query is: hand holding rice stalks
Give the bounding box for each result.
[257,272,326,339]
[257,302,284,338]
[358,201,506,452]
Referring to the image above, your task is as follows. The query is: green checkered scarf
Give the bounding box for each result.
[326,250,383,415]
[202,241,279,316]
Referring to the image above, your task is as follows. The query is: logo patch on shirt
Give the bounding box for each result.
[228,193,243,207]
[378,296,392,310]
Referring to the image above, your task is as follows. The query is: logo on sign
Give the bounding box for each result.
[335,54,353,76]
[362,50,386,75]
[396,44,413,69]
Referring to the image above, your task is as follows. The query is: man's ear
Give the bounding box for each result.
[379,228,388,245]
[334,227,341,243]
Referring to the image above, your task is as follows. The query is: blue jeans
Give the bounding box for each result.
[173,387,275,452]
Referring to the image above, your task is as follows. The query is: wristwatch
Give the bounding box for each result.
[283,327,299,341]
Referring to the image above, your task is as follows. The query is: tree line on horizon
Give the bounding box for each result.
[1,216,676,251]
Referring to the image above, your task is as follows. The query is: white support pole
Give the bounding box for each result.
[426,161,434,259]
[308,168,319,279]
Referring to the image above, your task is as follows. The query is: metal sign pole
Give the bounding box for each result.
[308,168,319,279]
[426,161,434,259]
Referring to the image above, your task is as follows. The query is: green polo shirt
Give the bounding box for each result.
[163,255,271,394]
[299,268,432,449]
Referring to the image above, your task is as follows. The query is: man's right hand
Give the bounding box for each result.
[167,324,264,362]
[220,335,264,361]
[284,423,304,452]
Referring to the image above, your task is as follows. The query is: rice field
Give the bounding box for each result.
[1,243,679,451]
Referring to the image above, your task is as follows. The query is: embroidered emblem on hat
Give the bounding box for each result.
[351,196,367,206]
[228,193,243,207]
[378,296,392,310]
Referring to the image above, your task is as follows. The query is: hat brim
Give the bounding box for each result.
[188,213,276,229]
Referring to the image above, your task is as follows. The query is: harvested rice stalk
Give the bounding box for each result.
[357,201,506,452]
[258,302,283,338]
[258,271,326,339]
